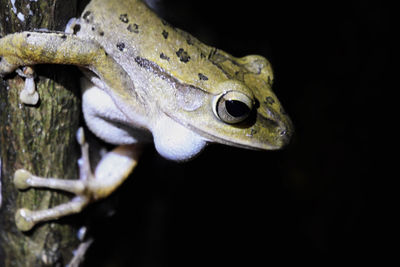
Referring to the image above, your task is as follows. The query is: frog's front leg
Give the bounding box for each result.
[14,128,141,231]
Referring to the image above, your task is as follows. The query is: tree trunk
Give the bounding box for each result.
[0,0,83,266]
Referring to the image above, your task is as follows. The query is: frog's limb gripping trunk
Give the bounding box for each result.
[0,32,134,99]
[0,32,141,231]
[0,32,107,71]
[13,128,141,231]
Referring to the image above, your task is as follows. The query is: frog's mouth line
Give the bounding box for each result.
[163,110,290,151]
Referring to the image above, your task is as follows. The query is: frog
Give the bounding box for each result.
[0,0,292,231]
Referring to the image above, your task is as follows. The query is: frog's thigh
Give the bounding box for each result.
[14,144,140,231]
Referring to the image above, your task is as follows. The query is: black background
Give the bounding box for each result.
[84,0,393,265]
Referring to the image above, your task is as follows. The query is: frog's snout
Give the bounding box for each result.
[259,102,294,149]
[276,120,293,148]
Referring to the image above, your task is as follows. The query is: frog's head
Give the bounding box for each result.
[150,53,293,161]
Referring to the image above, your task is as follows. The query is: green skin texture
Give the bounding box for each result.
[0,0,293,231]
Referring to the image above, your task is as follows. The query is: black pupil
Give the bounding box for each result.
[225,100,250,118]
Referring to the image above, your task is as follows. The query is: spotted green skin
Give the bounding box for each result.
[0,0,292,150]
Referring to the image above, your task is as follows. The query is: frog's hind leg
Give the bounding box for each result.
[0,31,110,73]
[14,128,141,231]
[0,31,134,102]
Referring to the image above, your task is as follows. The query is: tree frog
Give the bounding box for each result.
[0,0,292,231]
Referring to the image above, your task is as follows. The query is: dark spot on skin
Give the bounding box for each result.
[83,11,92,23]
[135,57,161,74]
[198,73,208,81]
[127,24,139,33]
[247,128,257,137]
[265,96,275,105]
[91,27,95,31]
[162,30,168,39]
[176,48,190,63]
[135,57,147,68]
[99,31,104,36]
[0,57,2,62]
[83,11,91,19]
[73,24,81,34]
[60,34,67,40]
[116,42,125,51]
[26,33,31,37]
[160,53,170,61]
[119,14,129,23]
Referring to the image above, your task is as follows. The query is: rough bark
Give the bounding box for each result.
[0,0,82,266]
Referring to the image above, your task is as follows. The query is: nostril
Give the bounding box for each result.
[280,129,288,136]
[278,119,294,144]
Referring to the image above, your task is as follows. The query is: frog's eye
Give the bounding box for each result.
[214,91,253,124]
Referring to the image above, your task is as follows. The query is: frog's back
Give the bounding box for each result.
[77,0,232,94]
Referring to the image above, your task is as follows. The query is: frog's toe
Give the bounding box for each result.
[15,208,35,232]
[14,169,32,190]
[19,81,39,105]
